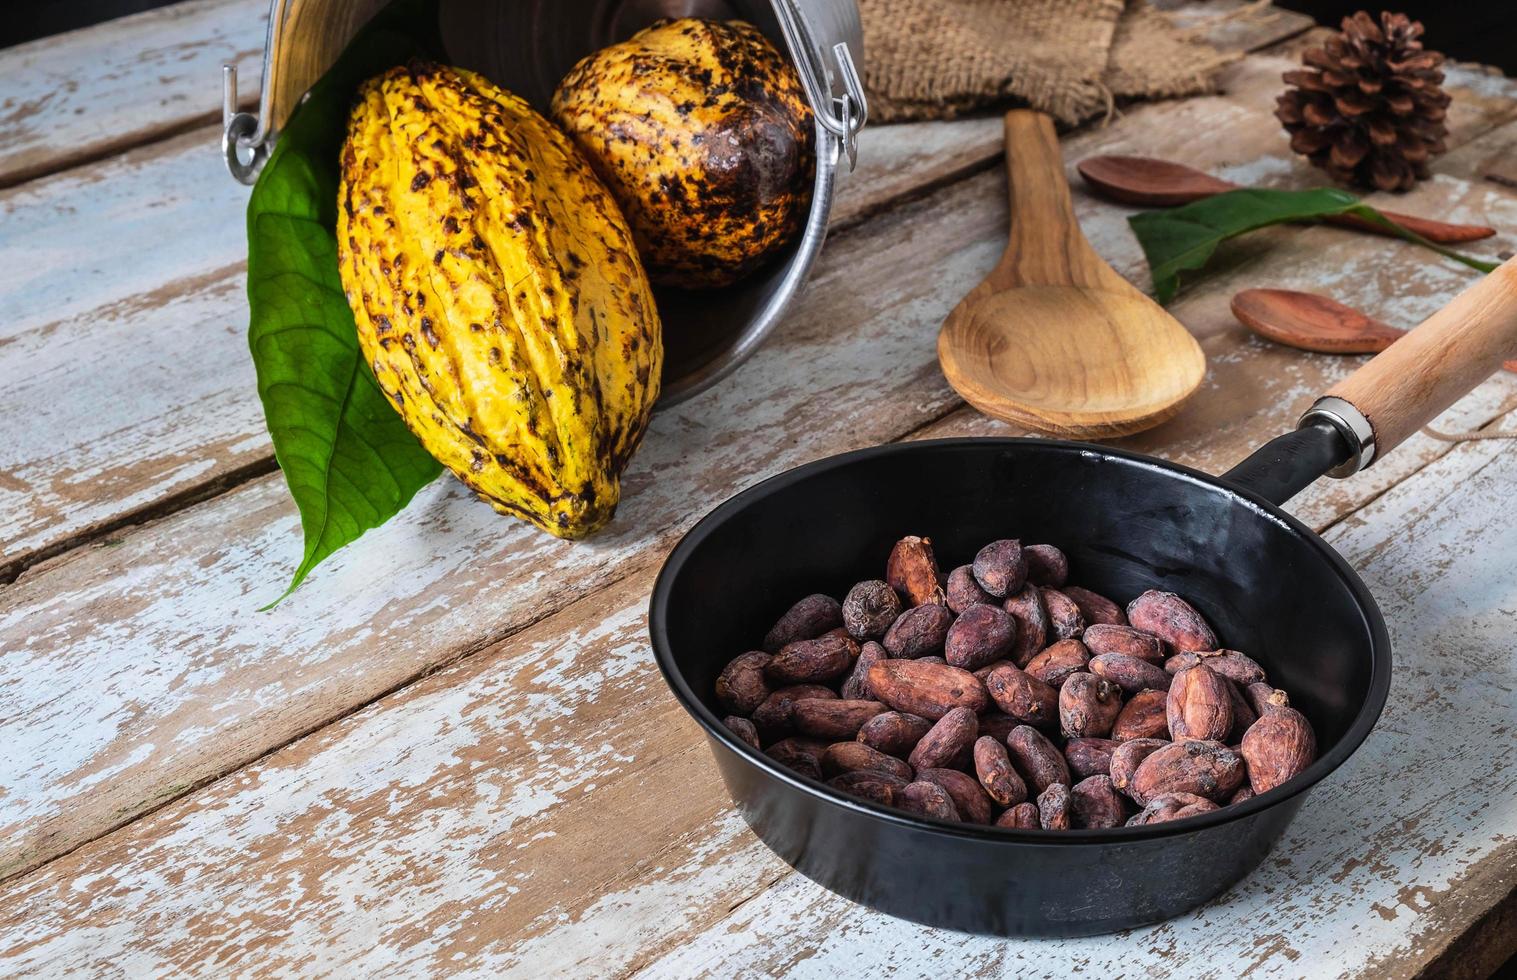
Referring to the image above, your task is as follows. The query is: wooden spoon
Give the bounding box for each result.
[938,112,1205,438]
[1231,287,1517,372]
[1077,155,1497,244]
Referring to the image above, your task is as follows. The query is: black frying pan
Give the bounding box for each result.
[647,259,1517,936]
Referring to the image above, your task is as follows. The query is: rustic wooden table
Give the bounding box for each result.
[2,1,1515,976]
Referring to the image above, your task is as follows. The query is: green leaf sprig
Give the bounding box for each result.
[246,0,444,605]
[1128,187,1499,303]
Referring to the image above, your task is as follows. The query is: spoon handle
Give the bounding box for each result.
[998,111,1110,288]
[1321,257,1517,462]
[1078,155,1495,244]
[1323,210,1496,245]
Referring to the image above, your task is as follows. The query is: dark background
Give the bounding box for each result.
[2,0,1514,71]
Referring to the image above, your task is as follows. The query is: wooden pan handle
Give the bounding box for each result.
[1321,256,1517,465]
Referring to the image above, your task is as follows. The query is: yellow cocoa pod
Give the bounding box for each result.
[551,18,814,290]
[337,62,662,538]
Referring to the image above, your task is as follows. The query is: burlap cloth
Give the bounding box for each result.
[861,0,1239,125]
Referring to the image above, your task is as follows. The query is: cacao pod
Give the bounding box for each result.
[551,19,814,289]
[338,62,661,538]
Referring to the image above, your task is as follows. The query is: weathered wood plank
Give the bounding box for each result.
[0,0,266,187]
[4,54,1516,885]
[0,7,1322,573]
[0,163,984,884]
[1,407,1511,976]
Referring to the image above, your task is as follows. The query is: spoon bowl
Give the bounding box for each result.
[938,112,1205,438]
[1232,287,1517,372]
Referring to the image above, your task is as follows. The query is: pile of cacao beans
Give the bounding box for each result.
[715,536,1318,829]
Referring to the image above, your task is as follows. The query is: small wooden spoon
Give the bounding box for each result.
[1231,287,1517,372]
[938,112,1205,438]
[1077,155,1497,244]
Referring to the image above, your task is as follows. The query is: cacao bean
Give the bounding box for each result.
[1041,588,1086,641]
[1058,672,1123,739]
[897,780,960,822]
[882,603,954,658]
[985,664,1059,727]
[972,539,1027,598]
[1082,624,1166,664]
[1128,739,1244,805]
[1111,689,1169,742]
[1006,725,1071,794]
[1126,590,1216,653]
[841,580,903,641]
[821,741,914,781]
[752,684,836,740]
[973,735,1029,806]
[763,594,843,653]
[1063,586,1127,627]
[715,651,772,714]
[1127,792,1217,825]
[1165,649,1266,686]
[1003,585,1050,667]
[829,770,908,807]
[945,603,1017,670]
[908,706,979,771]
[1229,785,1256,806]
[917,767,995,824]
[792,698,887,740]
[1064,736,1120,780]
[1022,544,1069,587]
[1225,679,1257,742]
[917,656,948,665]
[996,802,1041,829]
[765,737,828,780]
[1246,682,1290,716]
[972,659,1013,680]
[724,715,761,750]
[1071,774,1127,829]
[1108,738,1169,793]
[1241,704,1316,794]
[866,659,989,719]
[887,536,945,606]
[840,641,887,701]
[1038,782,1072,830]
[1089,652,1171,694]
[766,632,858,685]
[976,710,1019,744]
[1025,638,1090,688]
[856,710,933,758]
[945,565,992,614]
[1167,663,1234,742]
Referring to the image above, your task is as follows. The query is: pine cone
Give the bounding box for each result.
[1275,11,1450,192]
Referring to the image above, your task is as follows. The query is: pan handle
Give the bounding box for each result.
[1224,256,1517,506]
[1301,255,1517,475]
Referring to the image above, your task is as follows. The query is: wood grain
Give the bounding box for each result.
[0,4,1322,574]
[1076,154,1497,242]
[1325,257,1517,459]
[1231,287,1517,371]
[937,111,1205,437]
[0,0,266,187]
[0,401,1511,977]
[5,53,1517,887]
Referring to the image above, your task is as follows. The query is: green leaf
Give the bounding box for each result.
[246,0,444,605]
[1128,187,1500,304]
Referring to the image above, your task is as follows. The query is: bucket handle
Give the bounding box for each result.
[772,0,868,171]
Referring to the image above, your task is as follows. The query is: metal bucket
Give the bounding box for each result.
[222,0,866,404]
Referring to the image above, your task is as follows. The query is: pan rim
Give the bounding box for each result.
[648,436,1393,845]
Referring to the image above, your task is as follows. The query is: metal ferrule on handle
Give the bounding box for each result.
[1298,396,1376,477]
